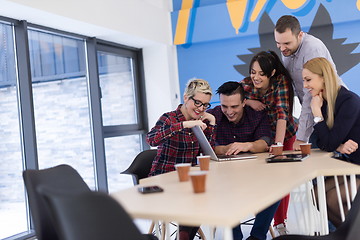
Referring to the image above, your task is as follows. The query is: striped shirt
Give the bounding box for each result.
[241,75,297,141]
[147,105,216,176]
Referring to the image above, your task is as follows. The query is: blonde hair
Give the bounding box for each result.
[184,78,212,97]
[303,58,340,128]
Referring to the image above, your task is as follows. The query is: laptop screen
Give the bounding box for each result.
[191,125,257,161]
[191,125,218,160]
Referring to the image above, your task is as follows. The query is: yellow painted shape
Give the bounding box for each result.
[250,0,267,22]
[182,0,194,9]
[174,0,194,45]
[357,0,360,11]
[226,0,248,34]
[281,0,307,9]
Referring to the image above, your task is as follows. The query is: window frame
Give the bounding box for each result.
[0,17,148,240]
[96,41,149,139]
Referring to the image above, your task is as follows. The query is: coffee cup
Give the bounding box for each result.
[300,143,312,155]
[174,163,191,182]
[271,144,283,155]
[189,171,207,193]
[197,155,210,171]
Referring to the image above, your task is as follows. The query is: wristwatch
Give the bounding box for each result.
[314,116,324,124]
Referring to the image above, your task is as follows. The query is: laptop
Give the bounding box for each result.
[191,125,257,161]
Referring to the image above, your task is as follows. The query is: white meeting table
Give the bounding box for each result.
[111,150,360,240]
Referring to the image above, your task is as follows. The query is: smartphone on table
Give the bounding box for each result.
[138,185,164,194]
[266,154,309,163]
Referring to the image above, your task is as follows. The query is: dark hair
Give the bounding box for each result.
[216,81,245,101]
[249,50,294,115]
[275,15,301,36]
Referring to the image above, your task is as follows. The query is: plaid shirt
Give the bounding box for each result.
[147,105,216,176]
[207,105,271,146]
[241,75,297,141]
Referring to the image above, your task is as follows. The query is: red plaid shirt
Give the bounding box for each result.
[241,75,297,141]
[147,105,216,176]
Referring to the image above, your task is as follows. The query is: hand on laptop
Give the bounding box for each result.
[225,142,253,155]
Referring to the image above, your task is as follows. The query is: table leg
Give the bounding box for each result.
[223,227,234,240]
[316,176,329,235]
[343,175,351,210]
[165,222,170,240]
[159,222,170,240]
[176,224,179,240]
[334,176,345,222]
[207,226,214,240]
[350,174,357,201]
[306,181,315,235]
[155,221,161,238]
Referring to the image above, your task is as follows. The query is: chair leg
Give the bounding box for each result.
[148,221,155,234]
[197,227,206,239]
[161,222,166,240]
[269,225,276,239]
[212,227,216,239]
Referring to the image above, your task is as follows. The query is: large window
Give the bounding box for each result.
[0,18,147,240]
[104,135,142,192]
[0,22,28,240]
[97,46,147,192]
[98,51,137,125]
[28,29,96,189]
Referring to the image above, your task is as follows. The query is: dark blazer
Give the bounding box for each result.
[314,86,360,164]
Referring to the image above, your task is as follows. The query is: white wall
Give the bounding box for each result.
[0,0,180,129]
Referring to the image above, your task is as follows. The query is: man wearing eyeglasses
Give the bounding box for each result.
[207,81,278,240]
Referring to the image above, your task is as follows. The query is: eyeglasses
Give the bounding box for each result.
[190,96,211,109]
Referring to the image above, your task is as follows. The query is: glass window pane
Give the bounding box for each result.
[98,51,137,126]
[0,23,28,239]
[28,29,96,189]
[105,135,142,192]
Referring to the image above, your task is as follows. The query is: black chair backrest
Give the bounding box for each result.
[346,209,360,240]
[274,186,360,240]
[121,149,157,185]
[340,186,360,240]
[39,189,147,240]
[22,164,90,240]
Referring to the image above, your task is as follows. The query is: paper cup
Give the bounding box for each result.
[174,163,191,182]
[189,171,207,193]
[271,145,283,155]
[300,143,312,155]
[197,155,210,171]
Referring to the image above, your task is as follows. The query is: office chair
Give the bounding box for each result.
[273,186,360,240]
[23,164,91,240]
[121,149,207,239]
[121,149,157,185]
[39,188,157,240]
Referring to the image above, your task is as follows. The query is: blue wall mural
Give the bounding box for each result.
[171,0,360,104]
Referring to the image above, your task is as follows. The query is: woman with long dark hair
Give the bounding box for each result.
[241,50,298,235]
